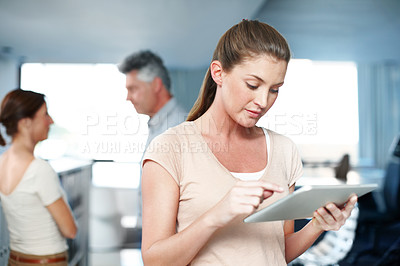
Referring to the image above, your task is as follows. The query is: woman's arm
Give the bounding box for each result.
[141,160,219,265]
[141,160,284,266]
[47,197,77,239]
[284,184,357,263]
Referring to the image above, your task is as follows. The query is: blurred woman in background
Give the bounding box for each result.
[0,88,76,265]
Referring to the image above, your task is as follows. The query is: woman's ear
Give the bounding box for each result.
[210,60,223,86]
[17,117,32,132]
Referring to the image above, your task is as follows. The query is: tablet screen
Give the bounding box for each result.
[244,183,378,223]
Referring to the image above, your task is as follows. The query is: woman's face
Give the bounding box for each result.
[219,55,287,128]
[31,103,54,142]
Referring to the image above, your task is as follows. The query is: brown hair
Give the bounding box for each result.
[0,89,45,146]
[187,20,291,121]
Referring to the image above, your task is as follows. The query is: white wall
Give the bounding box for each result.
[0,56,18,154]
[0,56,18,99]
[256,0,400,63]
[169,67,207,113]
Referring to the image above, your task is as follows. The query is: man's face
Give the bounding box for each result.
[125,70,157,116]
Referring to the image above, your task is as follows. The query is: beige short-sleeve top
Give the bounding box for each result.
[143,121,303,265]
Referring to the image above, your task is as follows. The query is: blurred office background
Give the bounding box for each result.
[1,0,400,265]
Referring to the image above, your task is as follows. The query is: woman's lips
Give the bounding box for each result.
[246,109,261,118]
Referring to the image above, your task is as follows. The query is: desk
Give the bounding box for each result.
[346,168,385,187]
[297,167,385,186]
[297,166,385,211]
[89,162,142,250]
[49,157,92,266]
[297,167,341,186]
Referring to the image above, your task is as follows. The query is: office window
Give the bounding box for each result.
[21,63,149,164]
[21,60,359,167]
[257,59,359,164]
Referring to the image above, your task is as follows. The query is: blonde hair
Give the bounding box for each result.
[187,20,291,121]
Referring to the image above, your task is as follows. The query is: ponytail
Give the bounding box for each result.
[186,69,217,121]
[0,110,5,146]
[0,132,5,146]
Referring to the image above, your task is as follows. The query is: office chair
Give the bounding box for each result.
[334,154,351,182]
[347,137,400,264]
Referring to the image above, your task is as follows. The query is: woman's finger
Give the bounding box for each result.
[236,180,284,193]
[317,207,336,225]
[325,203,343,220]
[262,190,274,199]
[313,211,327,228]
[344,195,357,211]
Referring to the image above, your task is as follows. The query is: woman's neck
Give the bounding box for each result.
[11,134,36,155]
[197,103,256,140]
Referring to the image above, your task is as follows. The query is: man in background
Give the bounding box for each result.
[119,50,187,148]
[118,50,186,233]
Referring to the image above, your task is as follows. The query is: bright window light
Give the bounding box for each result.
[91,162,141,188]
[120,216,138,228]
[21,63,149,163]
[21,60,359,167]
[257,59,359,163]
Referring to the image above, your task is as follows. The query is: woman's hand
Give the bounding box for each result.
[206,180,284,228]
[312,194,358,231]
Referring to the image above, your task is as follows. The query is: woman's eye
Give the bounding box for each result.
[270,89,279,94]
[246,83,258,89]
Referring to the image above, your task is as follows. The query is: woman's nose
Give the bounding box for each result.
[254,89,268,108]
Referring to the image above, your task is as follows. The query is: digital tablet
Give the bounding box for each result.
[244,183,378,223]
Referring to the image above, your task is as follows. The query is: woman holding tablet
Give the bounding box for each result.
[141,20,357,265]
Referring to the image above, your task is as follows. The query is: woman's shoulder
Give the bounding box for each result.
[263,128,297,147]
[0,155,45,195]
[0,151,7,167]
[0,150,35,174]
[30,158,56,175]
[31,157,49,166]
[153,121,197,142]
[146,121,198,156]
[166,121,196,134]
